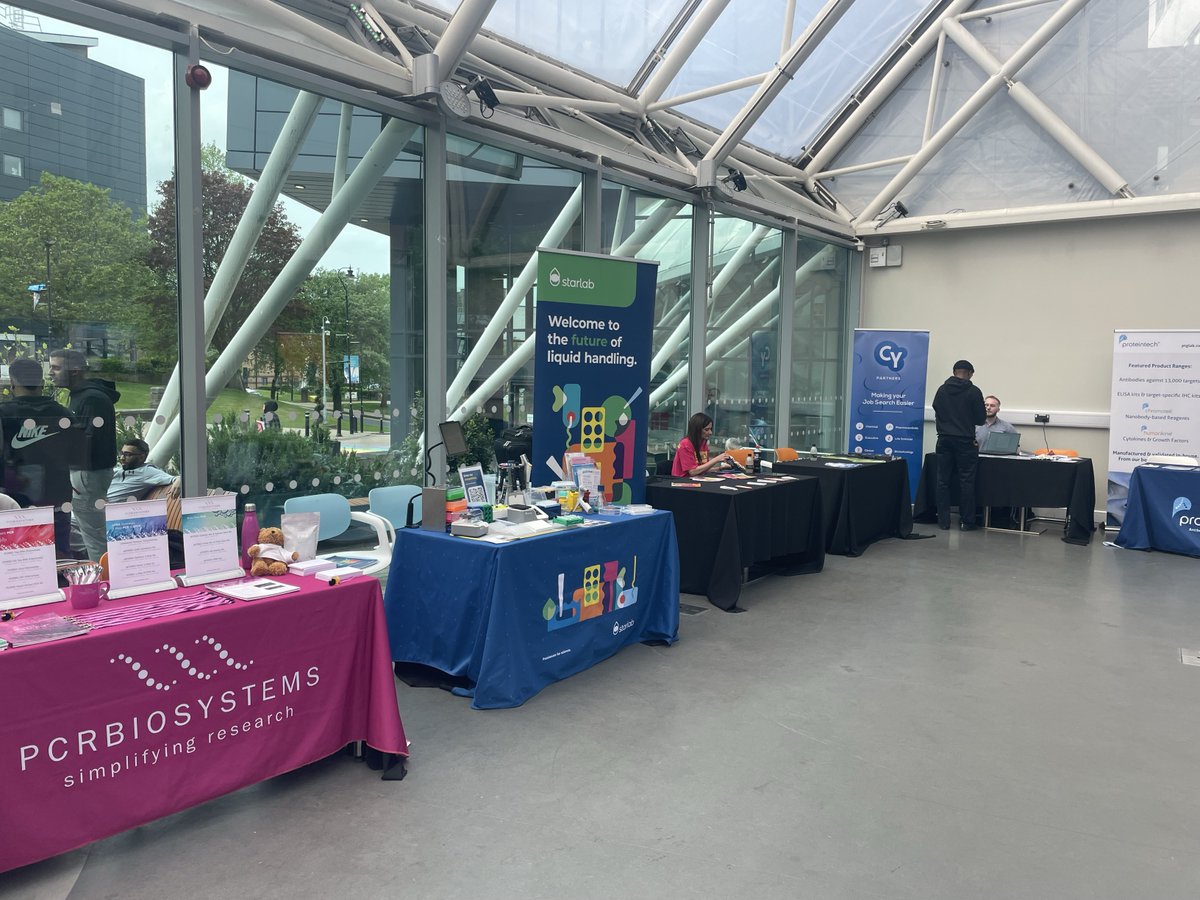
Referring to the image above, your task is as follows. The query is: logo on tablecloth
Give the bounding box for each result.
[543,553,640,633]
[111,633,255,692]
[1173,497,1200,529]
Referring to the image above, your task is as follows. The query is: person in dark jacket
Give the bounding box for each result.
[0,357,78,556]
[49,349,120,560]
[932,359,986,531]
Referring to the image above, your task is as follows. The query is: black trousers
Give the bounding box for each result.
[935,435,979,526]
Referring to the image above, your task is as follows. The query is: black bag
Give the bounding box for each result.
[494,424,532,463]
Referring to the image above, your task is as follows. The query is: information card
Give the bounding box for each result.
[105,499,176,599]
[179,494,243,585]
[0,506,62,609]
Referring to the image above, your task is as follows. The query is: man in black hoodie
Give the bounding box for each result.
[0,357,78,556]
[932,359,986,531]
[49,349,120,560]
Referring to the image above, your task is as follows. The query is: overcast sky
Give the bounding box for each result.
[27,8,390,274]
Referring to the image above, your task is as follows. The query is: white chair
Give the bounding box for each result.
[1146,454,1199,465]
[282,493,394,575]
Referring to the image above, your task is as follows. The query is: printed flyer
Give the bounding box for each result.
[180,494,242,583]
[105,499,175,598]
[0,506,60,608]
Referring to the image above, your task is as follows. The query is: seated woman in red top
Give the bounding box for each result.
[671,412,734,477]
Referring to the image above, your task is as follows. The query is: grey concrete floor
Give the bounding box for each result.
[5,525,1200,899]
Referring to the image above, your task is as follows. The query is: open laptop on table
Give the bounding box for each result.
[981,430,1020,455]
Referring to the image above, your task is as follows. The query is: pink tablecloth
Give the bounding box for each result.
[0,576,407,873]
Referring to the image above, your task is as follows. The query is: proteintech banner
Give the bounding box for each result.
[533,249,658,505]
[1106,330,1200,525]
[849,329,929,499]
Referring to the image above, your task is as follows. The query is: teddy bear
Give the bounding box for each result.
[247,526,299,576]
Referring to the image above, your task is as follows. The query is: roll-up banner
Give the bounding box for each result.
[1107,330,1200,525]
[849,329,930,500]
[533,249,658,505]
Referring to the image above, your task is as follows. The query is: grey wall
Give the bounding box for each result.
[860,211,1200,513]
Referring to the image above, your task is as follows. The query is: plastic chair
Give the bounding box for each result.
[282,493,393,575]
[727,447,755,468]
[773,447,799,462]
[1146,454,1199,465]
[1034,448,1079,458]
[368,484,423,530]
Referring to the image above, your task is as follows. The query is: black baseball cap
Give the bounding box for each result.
[952,359,974,373]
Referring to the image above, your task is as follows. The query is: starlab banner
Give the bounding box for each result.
[533,248,658,504]
[1106,330,1200,526]
[849,329,929,499]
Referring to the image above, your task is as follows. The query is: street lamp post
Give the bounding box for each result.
[43,238,54,344]
[337,267,355,433]
[319,316,330,417]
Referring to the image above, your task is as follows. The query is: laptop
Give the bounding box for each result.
[981,430,1020,455]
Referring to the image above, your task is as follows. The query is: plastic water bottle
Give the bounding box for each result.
[240,503,259,572]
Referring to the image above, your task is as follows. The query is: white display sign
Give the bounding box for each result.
[1107,330,1200,525]
[179,494,244,586]
[0,506,62,609]
[105,499,176,599]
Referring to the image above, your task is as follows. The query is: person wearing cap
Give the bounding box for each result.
[932,359,986,531]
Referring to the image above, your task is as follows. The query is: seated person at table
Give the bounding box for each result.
[671,412,734,477]
[975,395,1016,446]
[107,439,178,503]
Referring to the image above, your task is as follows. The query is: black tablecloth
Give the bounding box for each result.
[913,452,1096,545]
[773,457,913,556]
[646,474,825,611]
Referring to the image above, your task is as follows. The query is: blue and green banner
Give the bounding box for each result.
[533,249,658,504]
[849,329,929,498]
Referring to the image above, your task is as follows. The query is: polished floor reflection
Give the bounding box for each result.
[5,525,1200,899]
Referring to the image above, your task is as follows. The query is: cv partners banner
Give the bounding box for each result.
[533,249,657,504]
[849,329,929,499]
[1107,330,1200,526]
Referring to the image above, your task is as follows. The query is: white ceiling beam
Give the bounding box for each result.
[647,73,767,113]
[942,15,1131,198]
[700,0,855,175]
[639,0,733,108]
[856,0,1091,224]
[435,0,499,82]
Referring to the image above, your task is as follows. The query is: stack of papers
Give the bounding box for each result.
[0,613,90,647]
[210,578,301,601]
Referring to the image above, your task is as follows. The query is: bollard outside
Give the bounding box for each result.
[304,411,311,437]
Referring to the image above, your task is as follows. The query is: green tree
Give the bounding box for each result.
[0,173,169,358]
[146,143,301,354]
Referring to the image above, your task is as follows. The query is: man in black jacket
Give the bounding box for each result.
[49,349,120,560]
[932,359,986,531]
[0,358,78,556]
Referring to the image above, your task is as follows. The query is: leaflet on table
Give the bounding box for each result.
[209,578,300,601]
[0,506,62,609]
[178,494,243,585]
[576,464,601,498]
[0,612,90,647]
[105,499,176,598]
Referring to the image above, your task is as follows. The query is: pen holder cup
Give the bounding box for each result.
[68,581,109,610]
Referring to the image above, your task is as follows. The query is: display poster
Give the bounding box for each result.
[179,494,243,584]
[1107,330,1200,525]
[532,249,657,505]
[458,463,488,504]
[848,329,929,500]
[0,506,60,608]
[105,499,175,598]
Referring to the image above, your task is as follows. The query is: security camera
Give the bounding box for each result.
[854,239,865,252]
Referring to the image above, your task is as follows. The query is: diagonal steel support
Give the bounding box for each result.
[435,0,499,82]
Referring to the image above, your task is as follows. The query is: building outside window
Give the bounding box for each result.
[2,107,21,130]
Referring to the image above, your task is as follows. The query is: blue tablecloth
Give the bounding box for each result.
[383,512,680,709]
[1115,464,1200,557]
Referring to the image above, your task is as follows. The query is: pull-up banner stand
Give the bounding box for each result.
[849,329,930,500]
[533,249,658,505]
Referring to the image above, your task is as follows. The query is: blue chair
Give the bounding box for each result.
[368,484,422,530]
[282,493,394,575]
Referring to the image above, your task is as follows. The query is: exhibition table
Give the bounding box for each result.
[913,452,1096,545]
[773,457,913,556]
[1115,464,1200,556]
[383,512,680,709]
[645,474,825,611]
[0,577,407,873]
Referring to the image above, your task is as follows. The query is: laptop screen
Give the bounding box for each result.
[981,430,1020,454]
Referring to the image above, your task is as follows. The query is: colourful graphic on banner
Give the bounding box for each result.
[534,249,657,504]
[543,553,641,632]
[848,329,929,499]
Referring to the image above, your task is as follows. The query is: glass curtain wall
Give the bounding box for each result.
[704,214,782,451]
[789,239,850,452]
[196,68,424,524]
[444,136,582,458]
[0,7,177,561]
[600,181,692,456]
